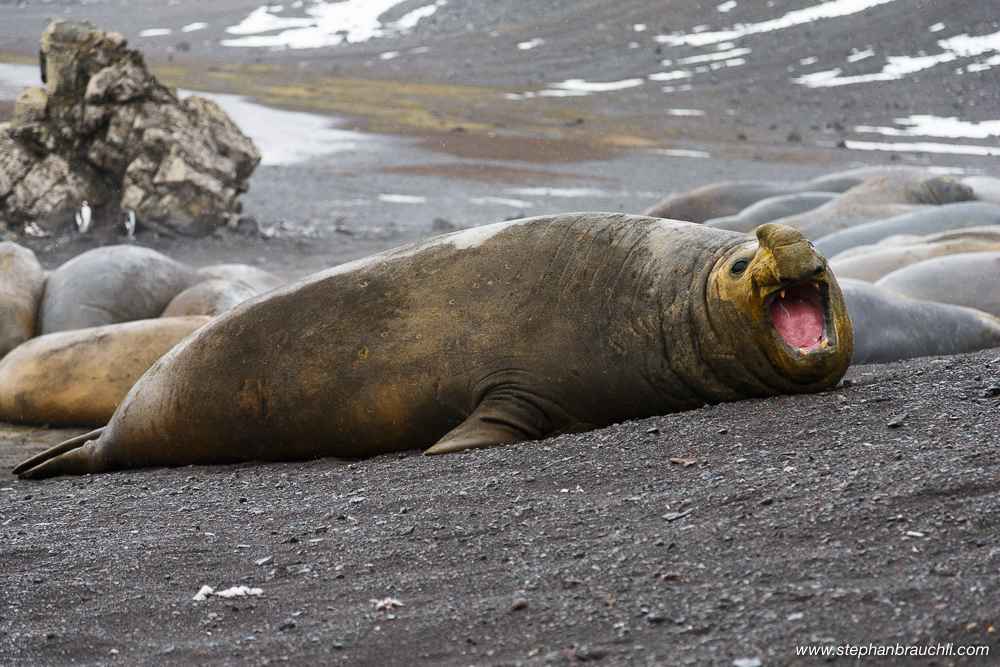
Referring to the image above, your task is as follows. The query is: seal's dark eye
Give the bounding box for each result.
[731,259,749,275]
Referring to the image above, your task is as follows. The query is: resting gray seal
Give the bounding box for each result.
[14,213,853,478]
[840,279,1000,364]
[874,252,1000,318]
[705,192,839,232]
[813,202,1000,258]
[0,316,210,427]
[642,166,936,223]
[0,242,45,358]
[773,174,975,240]
[39,246,203,334]
[829,226,1000,282]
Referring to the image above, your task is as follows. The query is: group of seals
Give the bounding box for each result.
[829,225,1000,282]
[14,214,854,478]
[0,243,286,429]
[648,168,1000,367]
[840,279,1000,365]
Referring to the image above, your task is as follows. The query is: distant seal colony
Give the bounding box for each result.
[15,213,853,478]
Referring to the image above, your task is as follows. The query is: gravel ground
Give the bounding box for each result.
[1,1,999,665]
[2,351,998,666]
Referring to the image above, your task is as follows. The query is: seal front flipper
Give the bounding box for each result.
[424,395,553,455]
[12,428,105,478]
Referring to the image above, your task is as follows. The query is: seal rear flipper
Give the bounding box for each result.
[424,396,552,455]
[12,428,105,478]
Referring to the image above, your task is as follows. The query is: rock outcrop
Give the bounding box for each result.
[0,20,260,236]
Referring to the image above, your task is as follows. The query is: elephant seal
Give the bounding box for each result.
[197,264,286,293]
[775,175,975,240]
[706,192,839,232]
[14,213,853,478]
[874,252,1000,318]
[161,279,260,318]
[642,182,808,223]
[806,166,932,193]
[0,242,45,358]
[0,316,210,427]
[840,279,1000,365]
[642,167,935,223]
[813,202,1000,258]
[39,246,204,334]
[829,226,1000,282]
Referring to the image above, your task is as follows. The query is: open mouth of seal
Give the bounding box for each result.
[767,281,828,355]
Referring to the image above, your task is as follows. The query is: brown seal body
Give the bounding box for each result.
[0,242,45,358]
[14,213,853,478]
[161,279,259,318]
[0,316,209,427]
[39,245,203,334]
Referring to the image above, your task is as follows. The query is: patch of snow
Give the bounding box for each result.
[139,28,173,37]
[667,109,706,116]
[717,1,737,12]
[378,194,427,204]
[644,148,712,158]
[656,0,898,47]
[222,0,443,49]
[847,47,874,62]
[855,115,1000,139]
[648,70,693,81]
[844,140,1000,157]
[469,197,534,208]
[181,22,208,33]
[517,38,545,50]
[676,47,752,65]
[793,28,1000,87]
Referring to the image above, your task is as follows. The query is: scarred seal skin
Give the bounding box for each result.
[0,316,210,427]
[0,242,45,358]
[14,213,853,478]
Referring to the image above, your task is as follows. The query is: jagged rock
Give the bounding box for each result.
[0,20,260,236]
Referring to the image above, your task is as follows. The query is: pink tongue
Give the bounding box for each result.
[771,297,824,350]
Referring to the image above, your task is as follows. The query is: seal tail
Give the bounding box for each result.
[12,428,106,479]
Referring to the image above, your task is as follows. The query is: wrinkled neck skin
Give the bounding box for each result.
[691,224,852,402]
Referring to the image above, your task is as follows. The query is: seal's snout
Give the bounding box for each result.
[767,281,827,354]
[755,223,822,284]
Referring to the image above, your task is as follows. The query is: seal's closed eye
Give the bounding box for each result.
[731,258,749,274]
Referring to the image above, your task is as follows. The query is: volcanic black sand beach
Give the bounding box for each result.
[1,1,999,665]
